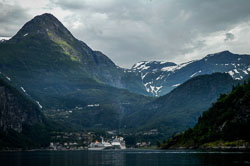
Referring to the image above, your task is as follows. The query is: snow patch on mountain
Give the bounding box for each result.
[161,61,194,72]
[243,70,248,75]
[156,75,164,80]
[172,84,180,87]
[233,69,239,73]
[228,71,234,77]
[20,87,26,93]
[36,101,43,109]
[132,51,250,96]
[161,65,176,72]
[141,73,148,80]
[190,70,202,78]
[132,61,146,69]
[149,85,162,96]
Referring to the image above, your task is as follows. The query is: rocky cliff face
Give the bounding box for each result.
[0,78,43,133]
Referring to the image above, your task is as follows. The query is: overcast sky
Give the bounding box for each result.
[1,0,250,68]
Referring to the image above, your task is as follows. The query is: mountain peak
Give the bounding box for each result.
[205,50,233,58]
[36,13,57,19]
[11,13,74,42]
[215,50,233,55]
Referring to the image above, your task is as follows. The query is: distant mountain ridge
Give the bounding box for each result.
[123,73,237,137]
[131,51,250,96]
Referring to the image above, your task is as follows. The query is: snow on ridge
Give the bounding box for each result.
[132,62,150,71]
[0,37,11,40]
[190,70,202,78]
[138,65,150,70]
[177,61,195,69]
[161,60,195,72]
[132,61,146,69]
[172,83,180,87]
[161,65,177,72]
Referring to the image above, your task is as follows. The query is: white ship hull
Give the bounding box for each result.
[88,147,105,150]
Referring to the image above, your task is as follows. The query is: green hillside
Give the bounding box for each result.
[123,73,236,137]
[162,80,250,149]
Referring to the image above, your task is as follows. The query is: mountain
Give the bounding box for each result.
[162,80,250,149]
[0,76,51,149]
[132,51,250,96]
[0,13,152,130]
[123,73,236,137]
[2,13,146,96]
[0,13,249,137]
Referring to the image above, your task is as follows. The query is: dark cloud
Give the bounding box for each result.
[1,0,250,67]
[0,3,29,37]
[51,0,250,67]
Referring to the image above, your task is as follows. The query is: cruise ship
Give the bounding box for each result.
[88,136,126,150]
[88,137,112,150]
[111,136,126,149]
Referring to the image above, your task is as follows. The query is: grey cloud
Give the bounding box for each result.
[51,0,250,67]
[50,0,85,10]
[0,3,29,37]
[1,0,250,68]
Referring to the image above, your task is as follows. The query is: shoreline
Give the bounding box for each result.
[1,147,250,152]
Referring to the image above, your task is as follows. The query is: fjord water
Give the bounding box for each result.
[0,150,249,166]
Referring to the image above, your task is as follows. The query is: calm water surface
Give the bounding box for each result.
[0,149,250,166]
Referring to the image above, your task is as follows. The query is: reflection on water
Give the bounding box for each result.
[0,149,250,166]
